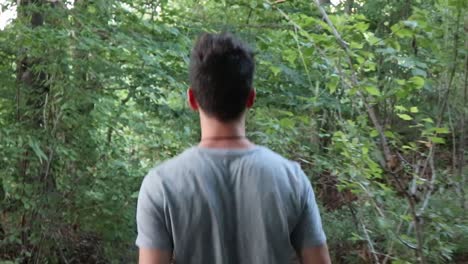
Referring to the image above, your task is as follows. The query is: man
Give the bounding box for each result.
[136,32,331,264]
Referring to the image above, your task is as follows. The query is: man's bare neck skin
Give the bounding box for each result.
[198,111,255,149]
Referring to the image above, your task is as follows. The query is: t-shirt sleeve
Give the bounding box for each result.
[135,172,173,250]
[290,166,327,250]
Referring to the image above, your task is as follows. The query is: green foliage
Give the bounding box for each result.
[1,0,467,263]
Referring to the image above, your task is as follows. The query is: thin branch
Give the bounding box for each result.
[269,2,328,60]
[448,108,457,174]
[310,0,393,165]
[42,92,48,130]
[438,9,462,119]
[389,169,425,263]
[383,206,410,264]
[292,26,313,89]
[418,155,436,214]
[312,0,349,50]
[397,235,418,250]
[361,221,380,264]
[348,205,380,264]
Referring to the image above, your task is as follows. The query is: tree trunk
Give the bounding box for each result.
[459,14,468,209]
[345,0,354,14]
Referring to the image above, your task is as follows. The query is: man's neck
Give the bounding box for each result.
[198,114,254,149]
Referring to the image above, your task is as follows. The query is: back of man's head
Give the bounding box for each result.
[189,32,255,122]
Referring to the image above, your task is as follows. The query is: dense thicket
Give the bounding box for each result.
[0,0,467,263]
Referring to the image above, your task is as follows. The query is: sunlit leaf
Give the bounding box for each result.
[28,138,48,164]
[365,86,381,96]
[429,137,445,144]
[409,76,425,89]
[422,118,434,123]
[397,114,413,120]
[395,105,407,112]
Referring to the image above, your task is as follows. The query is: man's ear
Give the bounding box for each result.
[246,88,256,108]
[187,88,199,111]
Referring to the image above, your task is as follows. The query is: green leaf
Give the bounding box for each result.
[376,47,397,54]
[350,232,364,241]
[270,66,281,76]
[401,214,413,222]
[279,118,294,128]
[410,107,419,113]
[365,86,381,96]
[429,136,445,144]
[409,76,425,89]
[396,79,406,85]
[28,138,48,164]
[350,41,364,49]
[422,118,434,123]
[385,131,396,138]
[433,127,450,134]
[370,129,379,137]
[397,114,413,121]
[364,32,382,46]
[390,23,400,33]
[398,57,416,68]
[283,50,297,65]
[327,75,339,94]
[395,105,407,112]
[402,145,416,150]
[362,146,369,154]
[87,6,97,14]
[411,68,427,77]
[355,22,369,32]
[395,28,413,38]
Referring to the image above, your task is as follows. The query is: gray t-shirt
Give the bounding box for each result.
[136,145,326,263]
